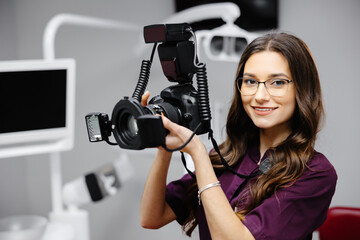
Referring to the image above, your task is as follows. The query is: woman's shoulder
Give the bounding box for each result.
[309,151,335,169]
[302,151,337,184]
[281,151,338,200]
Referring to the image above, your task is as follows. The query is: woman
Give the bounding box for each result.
[140,32,337,240]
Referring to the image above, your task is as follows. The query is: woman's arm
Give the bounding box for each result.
[140,149,177,229]
[193,146,255,240]
[161,116,255,240]
[139,91,177,229]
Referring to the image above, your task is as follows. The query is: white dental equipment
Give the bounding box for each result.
[167,3,260,61]
[136,2,259,62]
[0,59,75,159]
[62,152,134,208]
[41,14,140,240]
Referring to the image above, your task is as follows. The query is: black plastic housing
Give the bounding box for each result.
[143,23,192,43]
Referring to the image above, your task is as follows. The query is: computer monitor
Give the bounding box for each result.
[0,59,76,158]
[175,0,278,31]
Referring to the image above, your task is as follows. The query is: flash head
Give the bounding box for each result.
[85,113,111,142]
[143,23,192,43]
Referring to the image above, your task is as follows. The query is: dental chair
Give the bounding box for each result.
[318,206,360,240]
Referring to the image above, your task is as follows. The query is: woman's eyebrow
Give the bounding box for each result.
[243,73,256,78]
[243,73,291,79]
[269,73,291,79]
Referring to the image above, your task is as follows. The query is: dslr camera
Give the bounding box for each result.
[85,23,211,150]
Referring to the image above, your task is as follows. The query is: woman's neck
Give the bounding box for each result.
[259,125,291,158]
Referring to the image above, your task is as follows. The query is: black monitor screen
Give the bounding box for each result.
[0,70,67,133]
[175,0,278,32]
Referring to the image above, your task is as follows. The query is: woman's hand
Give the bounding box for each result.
[141,90,205,155]
[141,91,150,106]
[161,115,206,156]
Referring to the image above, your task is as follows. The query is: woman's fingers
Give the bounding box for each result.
[141,91,150,106]
[161,116,187,138]
[161,115,204,155]
[161,116,193,149]
[161,115,179,133]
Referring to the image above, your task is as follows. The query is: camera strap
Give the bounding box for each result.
[209,129,263,179]
[163,122,202,152]
[179,129,271,180]
[179,127,271,181]
[181,152,197,179]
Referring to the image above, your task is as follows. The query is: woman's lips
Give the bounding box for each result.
[252,106,278,116]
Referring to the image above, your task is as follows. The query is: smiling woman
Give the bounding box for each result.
[140,32,337,240]
[240,51,296,154]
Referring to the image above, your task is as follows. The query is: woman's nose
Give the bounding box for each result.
[254,83,271,102]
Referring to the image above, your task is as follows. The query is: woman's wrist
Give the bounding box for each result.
[187,135,206,156]
[156,148,173,160]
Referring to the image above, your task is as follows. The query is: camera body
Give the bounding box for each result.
[86,23,211,150]
[111,83,207,150]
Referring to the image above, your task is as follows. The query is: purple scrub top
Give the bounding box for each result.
[165,145,337,240]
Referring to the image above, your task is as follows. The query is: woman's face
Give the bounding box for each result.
[241,51,296,133]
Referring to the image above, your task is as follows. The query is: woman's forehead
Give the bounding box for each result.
[244,51,291,79]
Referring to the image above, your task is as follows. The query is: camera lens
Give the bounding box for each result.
[126,115,138,137]
[119,113,138,140]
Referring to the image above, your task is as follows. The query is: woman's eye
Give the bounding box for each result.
[244,79,257,85]
[270,79,286,86]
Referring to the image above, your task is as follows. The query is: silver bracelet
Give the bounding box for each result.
[197,181,221,205]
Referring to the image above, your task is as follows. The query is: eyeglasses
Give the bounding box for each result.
[236,77,293,97]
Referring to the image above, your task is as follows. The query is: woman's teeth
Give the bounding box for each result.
[254,108,274,111]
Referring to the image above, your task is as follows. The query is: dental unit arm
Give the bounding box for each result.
[62,153,134,208]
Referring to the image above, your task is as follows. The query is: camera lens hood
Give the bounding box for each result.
[111,97,147,149]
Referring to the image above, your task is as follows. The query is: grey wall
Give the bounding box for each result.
[279,0,360,208]
[0,0,29,218]
[0,0,359,239]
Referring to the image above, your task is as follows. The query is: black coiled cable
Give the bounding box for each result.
[131,43,157,102]
[196,63,212,129]
[132,60,152,102]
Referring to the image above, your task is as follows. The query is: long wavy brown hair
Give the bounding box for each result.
[181,32,324,236]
